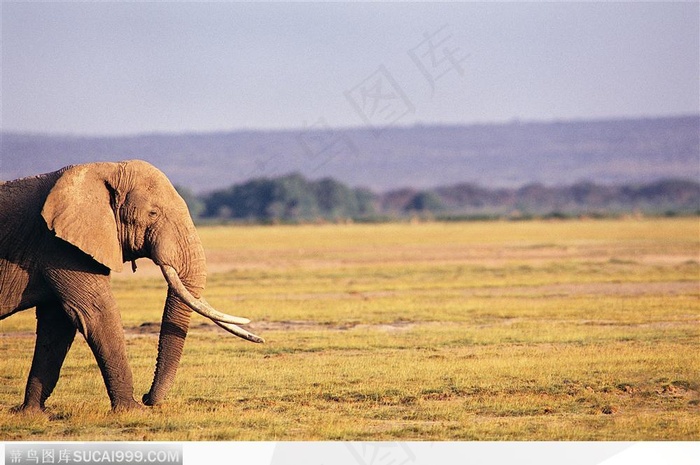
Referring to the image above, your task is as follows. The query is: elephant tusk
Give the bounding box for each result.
[213,320,265,344]
[160,265,251,325]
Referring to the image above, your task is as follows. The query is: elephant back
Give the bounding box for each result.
[0,168,68,257]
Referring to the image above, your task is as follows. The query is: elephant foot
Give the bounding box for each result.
[142,393,162,407]
[10,403,46,415]
[112,398,145,413]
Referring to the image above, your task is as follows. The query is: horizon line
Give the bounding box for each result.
[2,113,698,140]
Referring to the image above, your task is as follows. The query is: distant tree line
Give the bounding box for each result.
[180,174,375,222]
[176,175,700,223]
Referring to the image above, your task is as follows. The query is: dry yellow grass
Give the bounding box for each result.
[1,218,698,440]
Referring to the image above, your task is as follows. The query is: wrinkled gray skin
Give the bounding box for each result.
[0,160,210,411]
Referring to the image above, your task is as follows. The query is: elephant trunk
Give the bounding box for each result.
[142,231,207,406]
[143,229,263,406]
[142,288,193,406]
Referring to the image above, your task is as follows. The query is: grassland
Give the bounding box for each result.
[1,218,698,440]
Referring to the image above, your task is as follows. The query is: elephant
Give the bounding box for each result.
[0,160,263,412]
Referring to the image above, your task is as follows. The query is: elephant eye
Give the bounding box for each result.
[148,208,160,218]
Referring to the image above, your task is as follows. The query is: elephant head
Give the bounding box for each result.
[40,160,263,406]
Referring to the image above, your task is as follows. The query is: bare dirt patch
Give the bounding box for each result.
[124,319,423,336]
[468,281,698,297]
[208,319,421,333]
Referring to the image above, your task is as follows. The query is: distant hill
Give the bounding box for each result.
[1,115,698,192]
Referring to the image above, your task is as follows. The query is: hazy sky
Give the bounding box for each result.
[2,1,699,135]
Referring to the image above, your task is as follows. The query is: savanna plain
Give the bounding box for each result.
[1,218,698,440]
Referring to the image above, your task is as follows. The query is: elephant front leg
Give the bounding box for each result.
[80,303,143,412]
[20,303,77,412]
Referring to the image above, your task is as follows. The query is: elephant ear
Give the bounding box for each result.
[42,163,124,272]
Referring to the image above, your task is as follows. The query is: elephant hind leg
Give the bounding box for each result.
[42,268,141,412]
[20,302,77,412]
